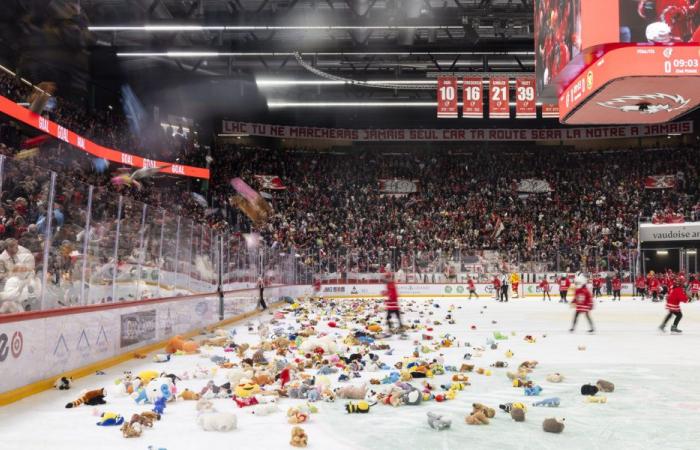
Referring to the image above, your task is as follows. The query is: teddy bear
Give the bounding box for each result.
[120,421,142,438]
[197,412,238,432]
[54,376,73,390]
[543,417,565,433]
[491,361,508,368]
[251,403,279,416]
[546,373,564,383]
[335,384,367,400]
[459,363,474,372]
[290,426,308,448]
[178,389,200,401]
[465,410,489,425]
[596,379,615,393]
[452,374,469,383]
[165,335,199,354]
[472,403,496,418]
[427,412,451,430]
[287,407,309,424]
[581,384,599,396]
[196,398,215,413]
[586,396,607,404]
[511,408,526,422]
[129,413,155,428]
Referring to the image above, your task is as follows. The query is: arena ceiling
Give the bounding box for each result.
[0,0,536,127]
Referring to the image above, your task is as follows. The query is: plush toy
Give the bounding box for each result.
[287,407,309,424]
[427,412,451,430]
[120,422,142,438]
[137,370,160,385]
[586,396,607,404]
[152,397,166,415]
[196,399,215,413]
[153,354,171,363]
[130,412,157,428]
[197,412,238,431]
[543,417,565,433]
[472,403,496,418]
[54,377,73,390]
[165,335,199,354]
[133,388,149,405]
[505,350,514,358]
[512,379,533,388]
[452,374,469,383]
[402,389,422,406]
[290,426,308,448]
[97,412,124,426]
[146,377,175,403]
[226,367,255,387]
[345,400,371,413]
[546,373,564,383]
[491,361,508,368]
[459,364,474,372]
[178,389,200,401]
[465,410,489,425]
[533,397,561,407]
[66,388,106,408]
[524,385,543,396]
[581,384,599,396]
[335,384,367,400]
[511,408,526,422]
[200,380,233,399]
[596,379,615,393]
[493,331,508,340]
[519,360,538,371]
[251,403,279,416]
[523,335,536,343]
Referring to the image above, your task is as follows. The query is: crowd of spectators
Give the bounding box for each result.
[212,144,700,274]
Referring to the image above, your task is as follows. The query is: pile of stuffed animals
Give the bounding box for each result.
[53,295,619,445]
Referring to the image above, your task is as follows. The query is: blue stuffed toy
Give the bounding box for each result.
[152,397,166,415]
[133,387,149,404]
[381,372,400,384]
[524,385,543,396]
[533,397,560,407]
[160,384,172,401]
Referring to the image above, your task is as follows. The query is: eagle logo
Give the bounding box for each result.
[597,93,690,114]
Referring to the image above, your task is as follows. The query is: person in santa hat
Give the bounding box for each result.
[570,274,595,333]
[660,277,688,333]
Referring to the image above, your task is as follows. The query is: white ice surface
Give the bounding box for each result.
[1,295,700,450]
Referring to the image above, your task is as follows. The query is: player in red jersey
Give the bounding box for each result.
[635,274,647,300]
[659,277,688,333]
[570,275,595,333]
[689,276,700,301]
[612,275,622,301]
[592,274,603,298]
[539,277,552,301]
[382,272,402,332]
[467,277,478,299]
[558,274,571,303]
[649,274,661,302]
[492,276,501,301]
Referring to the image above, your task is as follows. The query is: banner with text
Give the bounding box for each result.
[462,77,484,119]
[489,77,510,119]
[437,77,458,118]
[516,78,537,119]
[639,222,700,242]
[221,120,693,142]
[542,103,559,119]
[379,179,419,194]
[0,95,210,179]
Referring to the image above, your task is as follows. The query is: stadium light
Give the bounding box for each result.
[90,25,464,32]
[267,101,540,107]
[116,51,534,57]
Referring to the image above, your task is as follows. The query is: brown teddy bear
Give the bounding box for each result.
[472,403,495,418]
[120,422,142,438]
[510,408,526,422]
[543,418,565,433]
[459,364,474,372]
[130,413,156,428]
[290,426,308,447]
[465,410,489,425]
[178,389,201,401]
[596,379,615,393]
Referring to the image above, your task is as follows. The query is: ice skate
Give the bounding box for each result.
[671,327,682,334]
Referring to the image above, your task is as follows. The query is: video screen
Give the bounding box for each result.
[620,0,700,43]
[535,0,582,96]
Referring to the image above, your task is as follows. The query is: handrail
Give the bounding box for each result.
[0,285,280,324]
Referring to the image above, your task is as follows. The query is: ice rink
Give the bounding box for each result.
[2,295,699,450]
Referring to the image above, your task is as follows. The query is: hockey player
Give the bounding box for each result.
[539,277,552,301]
[592,274,603,298]
[467,277,478,299]
[635,274,647,300]
[492,275,502,301]
[649,273,661,302]
[510,272,521,298]
[612,275,622,301]
[659,277,688,333]
[570,274,595,333]
[558,274,571,303]
[689,276,700,301]
[382,272,403,332]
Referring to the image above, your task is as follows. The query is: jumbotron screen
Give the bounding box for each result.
[621,0,700,43]
[534,0,582,97]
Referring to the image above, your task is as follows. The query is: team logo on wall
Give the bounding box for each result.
[597,93,689,114]
[444,286,453,293]
[586,71,593,90]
